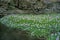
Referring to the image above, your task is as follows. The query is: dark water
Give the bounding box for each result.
[0,15,4,18]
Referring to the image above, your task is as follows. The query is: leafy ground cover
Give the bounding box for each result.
[0,13,60,40]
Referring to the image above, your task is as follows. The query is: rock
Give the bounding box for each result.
[0,8,7,13]
[0,22,30,40]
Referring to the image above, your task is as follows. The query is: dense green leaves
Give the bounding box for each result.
[0,14,60,40]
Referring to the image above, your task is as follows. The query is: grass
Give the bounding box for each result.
[0,13,60,40]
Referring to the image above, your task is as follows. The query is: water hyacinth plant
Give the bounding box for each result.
[0,14,60,40]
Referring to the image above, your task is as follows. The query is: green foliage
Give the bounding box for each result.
[0,14,60,40]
